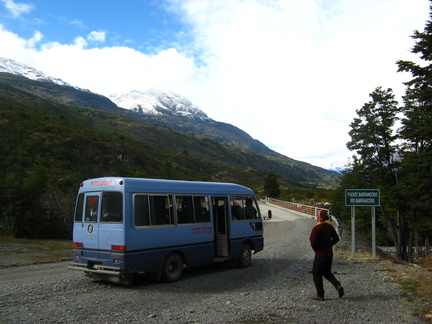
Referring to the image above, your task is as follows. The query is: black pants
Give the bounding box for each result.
[312,255,340,297]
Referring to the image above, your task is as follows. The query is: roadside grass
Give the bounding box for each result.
[0,235,72,264]
[334,241,432,320]
[0,235,71,251]
[378,257,432,320]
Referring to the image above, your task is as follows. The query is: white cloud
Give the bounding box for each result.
[168,0,429,168]
[26,30,43,47]
[68,32,106,49]
[1,0,33,18]
[28,41,201,96]
[0,25,31,60]
[69,19,87,30]
[0,0,430,169]
[88,31,106,44]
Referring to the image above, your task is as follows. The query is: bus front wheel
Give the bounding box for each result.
[237,244,252,268]
[161,253,184,283]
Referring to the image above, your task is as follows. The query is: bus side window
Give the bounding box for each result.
[214,198,227,234]
[101,192,123,223]
[74,193,84,222]
[244,197,258,219]
[230,196,259,220]
[134,194,150,226]
[230,196,244,220]
[176,196,194,224]
[194,196,210,223]
[85,196,99,222]
[150,195,173,225]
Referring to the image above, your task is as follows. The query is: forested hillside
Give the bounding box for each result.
[0,81,337,239]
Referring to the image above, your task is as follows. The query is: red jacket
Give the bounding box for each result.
[309,221,339,256]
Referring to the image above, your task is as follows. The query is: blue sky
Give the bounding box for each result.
[0,1,185,52]
[0,0,430,169]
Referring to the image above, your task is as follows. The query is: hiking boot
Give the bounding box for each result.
[336,285,344,298]
[311,295,324,301]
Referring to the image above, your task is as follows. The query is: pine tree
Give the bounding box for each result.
[346,87,404,257]
[263,171,280,198]
[396,0,432,255]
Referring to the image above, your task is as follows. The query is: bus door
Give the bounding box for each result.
[82,192,102,257]
[212,197,229,257]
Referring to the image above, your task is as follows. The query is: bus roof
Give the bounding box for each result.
[79,177,255,195]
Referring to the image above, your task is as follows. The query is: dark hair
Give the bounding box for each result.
[318,209,329,221]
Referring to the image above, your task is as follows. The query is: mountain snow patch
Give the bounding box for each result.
[0,57,71,87]
[109,89,211,121]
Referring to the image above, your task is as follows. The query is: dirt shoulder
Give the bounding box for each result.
[386,256,432,321]
[0,241,72,267]
[334,243,432,322]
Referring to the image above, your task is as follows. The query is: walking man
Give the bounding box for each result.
[309,209,344,301]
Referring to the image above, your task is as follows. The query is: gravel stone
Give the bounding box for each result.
[0,204,422,323]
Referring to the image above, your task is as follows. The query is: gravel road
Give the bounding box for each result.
[0,203,423,323]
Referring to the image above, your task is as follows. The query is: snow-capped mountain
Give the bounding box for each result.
[0,57,210,121]
[0,57,341,182]
[0,57,71,87]
[109,89,211,121]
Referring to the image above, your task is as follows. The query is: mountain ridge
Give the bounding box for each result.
[0,57,284,156]
[0,57,340,186]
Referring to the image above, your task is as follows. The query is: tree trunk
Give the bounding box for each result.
[408,228,414,262]
[398,210,408,261]
[380,204,400,258]
[426,238,430,257]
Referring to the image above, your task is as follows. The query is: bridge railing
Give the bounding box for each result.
[265,197,340,234]
[266,197,321,217]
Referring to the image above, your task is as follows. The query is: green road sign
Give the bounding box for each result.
[345,189,380,206]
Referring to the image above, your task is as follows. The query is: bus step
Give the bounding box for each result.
[213,257,228,263]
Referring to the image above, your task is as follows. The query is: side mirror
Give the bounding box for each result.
[267,210,272,220]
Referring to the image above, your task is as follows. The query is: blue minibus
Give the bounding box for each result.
[68,177,264,284]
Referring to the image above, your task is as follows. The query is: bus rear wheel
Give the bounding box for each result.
[161,253,184,283]
[237,244,252,268]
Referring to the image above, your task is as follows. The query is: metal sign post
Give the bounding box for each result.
[351,206,355,257]
[371,206,376,258]
[345,189,380,258]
